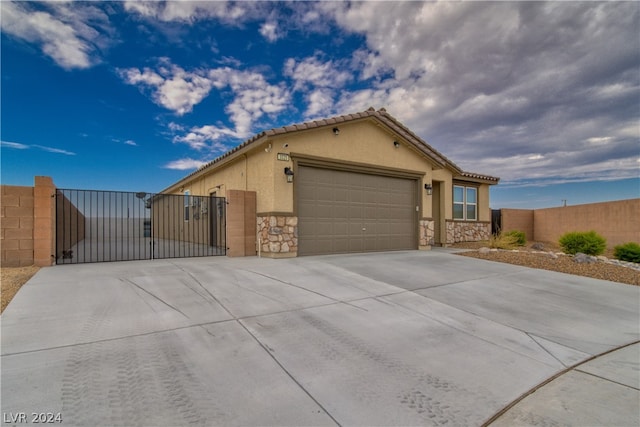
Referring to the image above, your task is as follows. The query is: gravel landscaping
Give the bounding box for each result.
[454,242,640,286]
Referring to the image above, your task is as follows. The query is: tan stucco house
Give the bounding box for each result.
[161,107,499,257]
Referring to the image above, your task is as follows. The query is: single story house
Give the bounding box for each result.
[161,107,499,257]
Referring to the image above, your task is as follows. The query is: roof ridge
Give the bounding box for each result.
[161,107,498,192]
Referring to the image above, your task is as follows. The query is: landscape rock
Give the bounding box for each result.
[479,247,491,254]
[531,242,545,251]
[573,253,597,264]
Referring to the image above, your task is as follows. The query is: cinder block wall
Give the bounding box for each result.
[533,199,640,248]
[1,185,35,267]
[1,177,56,267]
[500,209,534,241]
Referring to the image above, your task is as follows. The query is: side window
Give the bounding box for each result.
[184,190,190,221]
[453,185,464,220]
[466,187,477,220]
[453,185,478,221]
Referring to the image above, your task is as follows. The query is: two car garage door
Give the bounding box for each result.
[297,166,418,256]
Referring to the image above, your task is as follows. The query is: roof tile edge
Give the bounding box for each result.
[161,107,499,192]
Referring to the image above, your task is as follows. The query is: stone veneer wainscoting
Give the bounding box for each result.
[419,219,435,248]
[446,220,490,243]
[257,215,298,257]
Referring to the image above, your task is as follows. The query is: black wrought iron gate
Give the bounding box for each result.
[55,189,226,264]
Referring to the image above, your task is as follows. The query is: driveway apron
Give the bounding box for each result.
[2,250,638,426]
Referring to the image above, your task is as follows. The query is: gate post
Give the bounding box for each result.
[34,176,55,266]
[226,190,256,257]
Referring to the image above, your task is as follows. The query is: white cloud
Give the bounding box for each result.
[124,140,138,146]
[259,22,280,42]
[0,2,112,70]
[1,140,75,155]
[1,140,29,150]
[33,145,76,156]
[283,54,354,118]
[124,1,259,24]
[312,1,639,185]
[173,125,242,151]
[284,55,353,91]
[304,89,335,118]
[586,137,613,146]
[119,60,290,140]
[118,60,215,116]
[164,158,209,170]
[223,76,290,137]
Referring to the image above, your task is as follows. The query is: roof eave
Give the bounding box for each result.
[160,133,269,193]
[455,172,501,185]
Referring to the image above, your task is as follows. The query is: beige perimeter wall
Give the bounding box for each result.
[501,199,639,248]
[1,177,57,267]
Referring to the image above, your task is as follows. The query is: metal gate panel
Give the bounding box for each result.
[55,189,226,264]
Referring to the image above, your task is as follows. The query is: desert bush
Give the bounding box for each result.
[613,242,640,263]
[489,233,521,250]
[503,230,526,246]
[558,231,606,256]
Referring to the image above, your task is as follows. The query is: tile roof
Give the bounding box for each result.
[163,107,498,192]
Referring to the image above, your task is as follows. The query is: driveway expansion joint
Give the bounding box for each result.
[482,340,640,426]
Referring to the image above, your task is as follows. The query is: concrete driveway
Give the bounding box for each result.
[2,250,638,426]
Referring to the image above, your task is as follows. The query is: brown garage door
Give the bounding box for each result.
[297,166,417,256]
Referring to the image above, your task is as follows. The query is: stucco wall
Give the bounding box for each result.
[169,119,496,255]
[274,119,436,217]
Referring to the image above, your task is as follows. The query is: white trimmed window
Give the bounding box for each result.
[453,185,477,221]
[184,190,190,221]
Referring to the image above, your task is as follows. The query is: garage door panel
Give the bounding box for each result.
[333,222,348,235]
[298,166,417,256]
[348,205,363,218]
[332,205,349,221]
[334,188,349,202]
[314,203,335,219]
[333,238,350,253]
[348,222,364,235]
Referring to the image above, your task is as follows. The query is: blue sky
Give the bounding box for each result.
[1,1,638,209]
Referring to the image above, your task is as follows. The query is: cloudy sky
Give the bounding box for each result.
[2,1,638,208]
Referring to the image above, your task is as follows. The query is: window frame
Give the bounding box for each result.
[453,184,478,221]
[184,190,190,222]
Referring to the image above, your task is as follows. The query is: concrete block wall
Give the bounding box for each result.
[500,209,534,241]
[1,185,35,267]
[533,199,639,248]
[500,199,640,248]
[1,177,56,267]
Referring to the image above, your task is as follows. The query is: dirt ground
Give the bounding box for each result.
[1,265,39,313]
[1,242,638,313]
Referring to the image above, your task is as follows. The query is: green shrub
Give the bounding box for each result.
[503,230,526,246]
[613,242,640,263]
[559,231,606,256]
